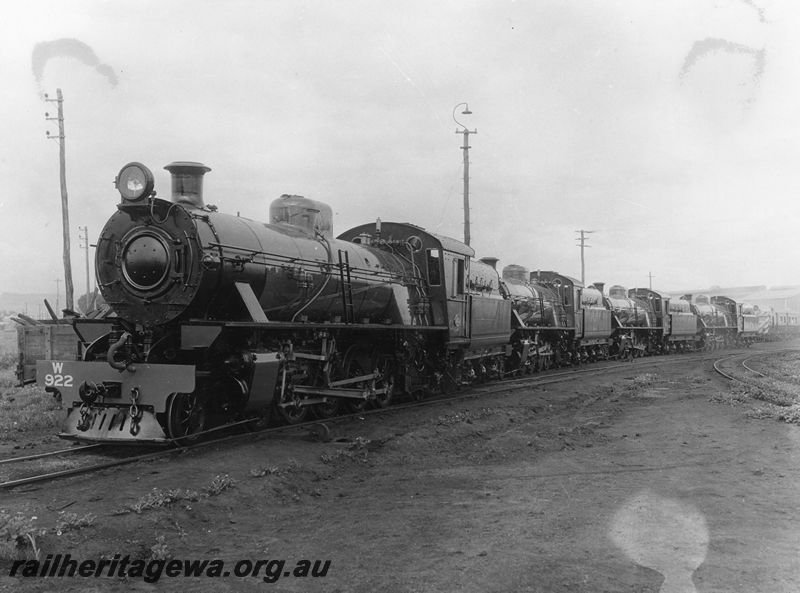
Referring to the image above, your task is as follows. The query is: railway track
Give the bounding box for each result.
[0,443,102,465]
[0,419,261,490]
[3,343,794,490]
[711,347,797,382]
[740,356,767,378]
[0,445,167,490]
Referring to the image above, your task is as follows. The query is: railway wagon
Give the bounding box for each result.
[768,310,800,339]
[16,322,78,385]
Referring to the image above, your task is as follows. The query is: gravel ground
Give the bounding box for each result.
[1,346,799,593]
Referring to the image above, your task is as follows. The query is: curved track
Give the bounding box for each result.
[712,354,743,381]
[712,346,797,383]
[740,356,767,378]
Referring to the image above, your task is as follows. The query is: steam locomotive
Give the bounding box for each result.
[36,161,778,444]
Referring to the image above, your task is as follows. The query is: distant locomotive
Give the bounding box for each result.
[36,160,790,444]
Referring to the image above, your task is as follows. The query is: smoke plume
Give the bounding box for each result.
[32,38,118,92]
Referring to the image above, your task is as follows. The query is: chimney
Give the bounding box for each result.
[592,282,605,294]
[164,161,211,208]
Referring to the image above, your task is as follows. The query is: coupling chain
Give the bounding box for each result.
[76,402,93,432]
[129,387,142,435]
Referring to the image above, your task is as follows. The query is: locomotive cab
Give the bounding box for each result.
[340,222,470,331]
[338,222,511,362]
[530,271,578,329]
[630,288,698,349]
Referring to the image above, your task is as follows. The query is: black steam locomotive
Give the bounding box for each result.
[37,161,773,444]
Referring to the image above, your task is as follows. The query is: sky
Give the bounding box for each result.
[0,0,797,303]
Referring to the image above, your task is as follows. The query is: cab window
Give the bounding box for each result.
[455,259,464,295]
[426,249,441,285]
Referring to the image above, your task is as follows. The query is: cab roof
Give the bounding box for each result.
[338,221,475,257]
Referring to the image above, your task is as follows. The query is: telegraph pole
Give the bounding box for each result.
[55,278,61,314]
[575,230,595,286]
[648,271,655,290]
[453,103,476,246]
[79,225,90,312]
[45,88,74,313]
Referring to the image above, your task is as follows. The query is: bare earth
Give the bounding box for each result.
[1,346,799,593]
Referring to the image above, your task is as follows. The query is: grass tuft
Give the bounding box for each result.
[204,474,235,496]
[121,488,201,514]
[0,511,45,560]
[54,511,96,536]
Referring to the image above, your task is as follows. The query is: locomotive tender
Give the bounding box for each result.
[37,161,772,444]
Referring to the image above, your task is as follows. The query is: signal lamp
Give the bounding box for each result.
[115,162,155,202]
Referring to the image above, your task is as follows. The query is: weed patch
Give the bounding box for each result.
[0,376,61,435]
[777,404,800,424]
[118,473,239,515]
[204,474,235,496]
[119,488,201,514]
[0,511,45,560]
[54,511,96,536]
[149,534,171,560]
[249,465,281,478]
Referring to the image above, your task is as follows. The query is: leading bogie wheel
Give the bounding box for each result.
[166,392,207,443]
[374,371,395,409]
[276,398,309,425]
[312,398,341,420]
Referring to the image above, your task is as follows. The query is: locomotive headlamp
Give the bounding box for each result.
[115,162,155,202]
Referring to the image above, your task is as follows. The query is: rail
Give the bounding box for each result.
[4,344,795,490]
